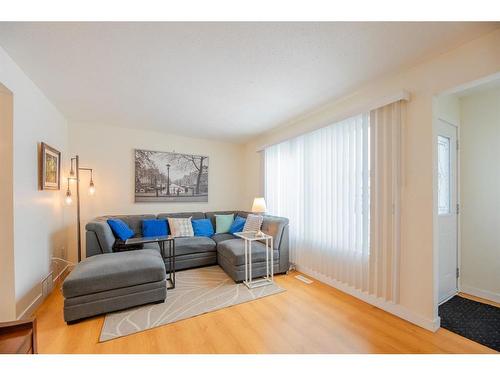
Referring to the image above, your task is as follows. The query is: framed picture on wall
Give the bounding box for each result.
[39,142,61,190]
[135,149,208,202]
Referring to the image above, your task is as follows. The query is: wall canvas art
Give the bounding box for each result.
[39,142,61,190]
[135,149,208,202]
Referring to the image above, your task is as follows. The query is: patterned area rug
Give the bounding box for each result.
[100,265,285,342]
[439,295,500,352]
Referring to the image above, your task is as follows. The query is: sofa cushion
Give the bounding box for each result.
[142,219,169,237]
[174,236,216,256]
[107,219,134,241]
[168,217,194,237]
[62,249,166,298]
[215,214,234,234]
[141,237,216,256]
[192,218,214,237]
[211,233,237,244]
[229,216,246,234]
[102,214,156,237]
[206,211,248,228]
[242,214,264,232]
[217,239,278,266]
[143,242,161,252]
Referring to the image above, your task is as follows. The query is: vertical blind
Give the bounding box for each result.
[265,101,403,302]
[369,101,403,303]
[265,114,370,291]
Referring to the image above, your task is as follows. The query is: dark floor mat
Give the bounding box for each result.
[439,295,500,352]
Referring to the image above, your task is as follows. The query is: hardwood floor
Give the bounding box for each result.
[34,271,497,354]
[458,292,500,308]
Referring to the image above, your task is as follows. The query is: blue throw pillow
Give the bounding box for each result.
[142,219,169,237]
[229,216,246,234]
[107,219,134,241]
[191,218,214,237]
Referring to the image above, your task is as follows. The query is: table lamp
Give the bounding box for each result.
[252,197,267,236]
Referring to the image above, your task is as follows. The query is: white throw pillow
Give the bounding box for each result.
[243,214,264,233]
[167,217,194,237]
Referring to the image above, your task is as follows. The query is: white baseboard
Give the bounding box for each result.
[296,265,440,332]
[16,263,71,320]
[438,289,458,305]
[54,263,70,284]
[17,293,43,320]
[460,284,500,304]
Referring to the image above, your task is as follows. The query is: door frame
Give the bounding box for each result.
[432,71,500,328]
[436,117,460,305]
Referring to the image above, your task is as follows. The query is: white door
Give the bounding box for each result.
[437,119,458,304]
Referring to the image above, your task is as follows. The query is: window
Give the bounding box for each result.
[264,113,370,281]
[264,100,404,303]
[437,135,451,215]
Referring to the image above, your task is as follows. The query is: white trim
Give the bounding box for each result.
[16,293,43,320]
[461,285,500,304]
[456,121,462,295]
[437,118,459,128]
[438,71,500,97]
[16,264,71,320]
[438,289,458,305]
[53,263,70,284]
[256,90,410,151]
[432,73,500,332]
[431,102,461,331]
[297,265,440,332]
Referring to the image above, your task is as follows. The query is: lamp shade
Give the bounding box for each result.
[251,197,267,213]
[89,180,96,195]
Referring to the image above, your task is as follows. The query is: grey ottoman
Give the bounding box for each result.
[62,249,167,323]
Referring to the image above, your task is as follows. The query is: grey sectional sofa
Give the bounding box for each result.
[85,211,290,282]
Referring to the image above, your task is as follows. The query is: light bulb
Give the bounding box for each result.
[89,180,95,195]
[65,190,72,205]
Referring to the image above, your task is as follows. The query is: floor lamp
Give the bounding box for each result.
[65,155,96,263]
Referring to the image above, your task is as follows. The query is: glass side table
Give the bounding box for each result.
[234,231,274,289]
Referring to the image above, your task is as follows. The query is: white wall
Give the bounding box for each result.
[0,46,69,319]
[242,29,500,330]
[67,122,247,262]
[459,87,500,302]
[436,95,460,126]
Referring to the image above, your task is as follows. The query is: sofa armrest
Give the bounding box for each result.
[260,215,290,274]
[85,220,115,256]
[276,224,290,273]
[261,215,289,250]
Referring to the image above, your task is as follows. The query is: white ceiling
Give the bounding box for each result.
[0,22,498,142]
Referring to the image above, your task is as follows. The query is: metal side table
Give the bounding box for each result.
[234,231,274,289]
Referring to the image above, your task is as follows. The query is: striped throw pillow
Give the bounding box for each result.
[242,214,263,233]
[167,217,194,237]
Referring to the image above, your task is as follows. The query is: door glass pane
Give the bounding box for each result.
[438,135,451,215]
